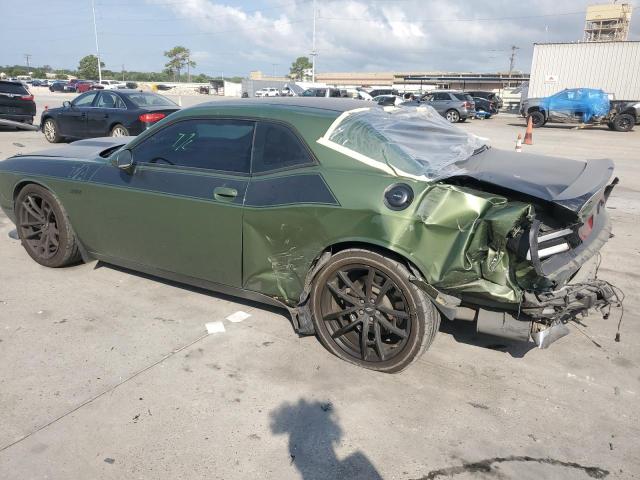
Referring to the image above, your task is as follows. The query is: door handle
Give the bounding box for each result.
[213,187,238,201]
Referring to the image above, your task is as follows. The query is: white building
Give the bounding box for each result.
[528,41,640,99]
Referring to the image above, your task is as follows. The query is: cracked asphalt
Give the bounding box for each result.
[0,94,638,479]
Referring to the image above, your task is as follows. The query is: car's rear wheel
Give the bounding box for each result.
[15,185,81,268]
[310,249,440,373]
[445,109,460,123]
[42,118,62,143]
[612,113,634,132]
[528,110,545,128]
[111,124,129,137]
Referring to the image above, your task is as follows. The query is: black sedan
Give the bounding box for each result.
[40,90,180,143]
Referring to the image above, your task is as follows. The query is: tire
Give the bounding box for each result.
[528,110,545,128]
[458,117,467,123]
[42,118,62,143]
[445,109,460,123]
[611,113,634,132]
[15,184,81,268]
[310,249,440,373]
[110,124,129,137]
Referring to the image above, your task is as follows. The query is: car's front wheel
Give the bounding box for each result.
[445,109,460,123]
[15,184,81,268]
[528,110,545,128]
[42,118,62,143]
[310,249,440,373]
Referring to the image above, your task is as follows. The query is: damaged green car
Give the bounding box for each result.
[0,98,619,372]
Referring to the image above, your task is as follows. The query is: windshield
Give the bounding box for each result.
[127,92,177,107]
[324,106,487,180]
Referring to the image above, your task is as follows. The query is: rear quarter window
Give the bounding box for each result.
[0,83,29,95]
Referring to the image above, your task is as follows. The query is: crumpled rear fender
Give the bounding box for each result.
[242,179,533,309]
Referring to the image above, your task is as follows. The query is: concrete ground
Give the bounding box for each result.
[0,96,639,480]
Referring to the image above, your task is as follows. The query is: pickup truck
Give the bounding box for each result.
[521,88,639,132]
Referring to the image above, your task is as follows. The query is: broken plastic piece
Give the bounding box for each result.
[205,321,226,334]
[226,311,251,323]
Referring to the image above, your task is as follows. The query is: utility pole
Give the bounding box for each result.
[91,0,102,82]
[24,54,32,69]
[311,0,317,83]
[508,45,520,77]
[122,64,125,82]
[187,54,191,83]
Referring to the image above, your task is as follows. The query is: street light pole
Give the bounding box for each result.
[311,0,317,83]
[91,0,102,82]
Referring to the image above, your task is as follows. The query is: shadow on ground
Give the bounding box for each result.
[270,399,383,480]
[439,319,536,358]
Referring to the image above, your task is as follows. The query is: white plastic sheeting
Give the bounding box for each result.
[318,106,487,180]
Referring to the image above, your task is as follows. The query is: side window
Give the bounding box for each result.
[133,119,254,174]
[316,89,327,97]
[252,122,314,173]
[329,89,342,98]
[97,92,126,109]
[73,92,98,107]
[433,92,449,101]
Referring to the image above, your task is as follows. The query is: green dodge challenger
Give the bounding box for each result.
[0,98,619,372]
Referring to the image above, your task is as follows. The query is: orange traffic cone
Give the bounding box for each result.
[524,116,533,145]
[515,134,523,152]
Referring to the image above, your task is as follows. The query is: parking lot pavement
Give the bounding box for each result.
[1,113,639,479]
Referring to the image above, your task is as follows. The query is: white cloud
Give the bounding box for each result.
[146,0,639,74]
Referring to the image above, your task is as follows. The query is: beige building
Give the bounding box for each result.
[316,71,529,91]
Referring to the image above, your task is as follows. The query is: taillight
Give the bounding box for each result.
[464,101,472,109]
[578,215,594,240]
[20,95,34,101]
[139,112,165,123]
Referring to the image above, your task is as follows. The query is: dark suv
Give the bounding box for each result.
[0,80,36,125]
[467,90,503,110]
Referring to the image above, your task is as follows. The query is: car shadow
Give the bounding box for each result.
[93,260,289,319]
[270,399,383,480]
[439,319,536,358]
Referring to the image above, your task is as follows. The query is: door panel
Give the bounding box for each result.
[68,118,255,287]
[74,164,248,286]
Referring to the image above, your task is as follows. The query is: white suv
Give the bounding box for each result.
[255,87,280,97]
[96,80,126,90]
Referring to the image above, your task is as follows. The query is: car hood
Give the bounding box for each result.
[13,137,133,160]
[451,148,614,214]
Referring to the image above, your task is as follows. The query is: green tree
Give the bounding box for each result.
[164,46,196,82]
[289,56,312,81]
[77,55,105,80]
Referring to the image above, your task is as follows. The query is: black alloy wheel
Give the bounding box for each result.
[311,249,439,373]
[15,185,81,267]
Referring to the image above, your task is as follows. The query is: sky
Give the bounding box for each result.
[2,0,639,77]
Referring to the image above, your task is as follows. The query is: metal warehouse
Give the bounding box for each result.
[528,41,640,99]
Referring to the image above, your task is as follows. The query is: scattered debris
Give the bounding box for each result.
[262,341,274,347]
[467,402,489,410]
[12,142,25,148]
[226,311,251,323]
[132,414,140,423]
[205,321,226,334]
[320,402,333,412]
[103,458,115,464]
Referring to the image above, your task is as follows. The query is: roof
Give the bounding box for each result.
[192,97,370,113]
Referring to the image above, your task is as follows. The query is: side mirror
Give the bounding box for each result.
[112,149,134,173]
[63,100,72,108]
